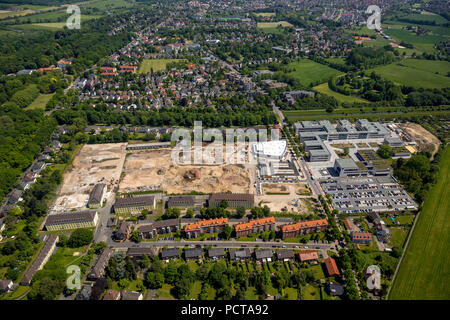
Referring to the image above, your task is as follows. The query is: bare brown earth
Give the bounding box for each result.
[52,143,127,211]
[119,148,256,194]
[397,123,441,156]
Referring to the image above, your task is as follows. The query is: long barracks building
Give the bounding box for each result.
[208,193,254,208]
[184,218,229,238]
[45,211,99,231]
[114,195,156,215]
[280,219,329,239]
[234,217,276,238]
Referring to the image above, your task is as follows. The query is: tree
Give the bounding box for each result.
[130,230,141,243]
[235,207,246,219]
[377,144,392,159]
[185,208,194,218]
[67,229,93,248]
[92,241,107,254]
[140,254,151,269]
[219,225,233,240]
[145,272,164,289]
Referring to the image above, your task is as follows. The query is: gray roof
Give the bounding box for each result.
[114,196,155,209]
[45,211,97,227]
[208,248,225,258]
[185,248,203,259]
[88,184,106,205]
[276,250,294,260]
[335,158,358,170]
[255,249,273,260]
[21,235,58,284]
[230,248,251,259]
[161,248,180,259]
[126,247,155,257]
[89,248,113,279]
[121,290,143,300]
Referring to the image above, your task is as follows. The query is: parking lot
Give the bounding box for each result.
[321,177,418,213]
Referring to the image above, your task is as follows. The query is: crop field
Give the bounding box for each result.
[383,24,448,53]
[138,59,183,73]
[312,83,368,104]
[389,146,450,300]
[286,59,342,86]
[254,12,275,17]
[367,61,450,89]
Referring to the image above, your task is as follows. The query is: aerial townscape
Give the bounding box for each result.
[0,0,448,304]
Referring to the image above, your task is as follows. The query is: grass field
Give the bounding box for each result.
[313,83,369,104]
[254,12,275,17]
[389,228,409,248]
[367,61,450,89]
[389,146,450,300]
[383,24,447,53]
[27,93,54,110]
[286,59,342,87]
[138,59,183,73]
[257,21,293,28]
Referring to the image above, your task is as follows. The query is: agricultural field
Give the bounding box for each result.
[312,83,369,104]
[367,61,450,89]
[257,21,293,28]
[286,59,343,87]
[138,59,184,73]
[390,146,450,300]
[254,12,275,17]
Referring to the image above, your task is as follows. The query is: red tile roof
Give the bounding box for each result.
[324,257,340,276]
[280,219,328,233]
[184,218,228,232]
[234,217,275,232]
[298,250,318,262]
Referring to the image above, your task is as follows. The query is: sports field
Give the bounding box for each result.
[368,60,450,89]
[389,146,450,300]
[138,59,183,73]
[286,59,342,86]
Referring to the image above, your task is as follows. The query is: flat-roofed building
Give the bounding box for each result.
[20,235,59,285]
[184,217,228,238]
[234,217,276,238]
[209,193,254,208]
[251,140,287,160]
[138,219,179,239]
[334,158,368,177]
[280,219,328,239]
[309,148,331,162]
[88,248,113,280]
[114,195,155,215]
[383,137,404,147]
[88,184,106,209]
[45,211,99,231]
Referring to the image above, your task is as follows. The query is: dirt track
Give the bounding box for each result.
[397,123,441,156]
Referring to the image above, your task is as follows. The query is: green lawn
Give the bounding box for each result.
[138,59,184,73]
[26,93,54,110]
[303,284,321,300]
[368,60,450,89]
[156,283,175,299]
[286,59,342,86]
[313,82,368,104]
[389,227,408,248]
[389,146,450,300]
[257,21,293,28]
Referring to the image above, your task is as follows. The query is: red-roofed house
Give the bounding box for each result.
[298,250,319,263]
[324,257,340,277]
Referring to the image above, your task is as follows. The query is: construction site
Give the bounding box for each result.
[118,146,256,194]
[51,143,127,212]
